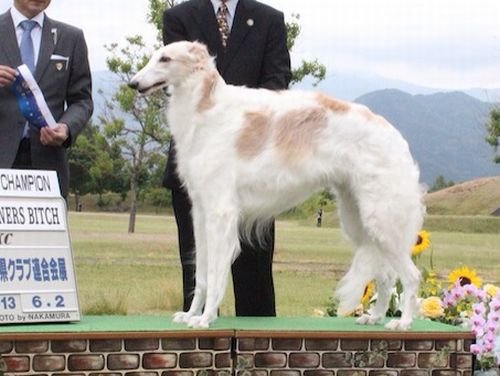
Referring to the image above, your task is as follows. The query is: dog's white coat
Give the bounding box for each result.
[130,41,425,330]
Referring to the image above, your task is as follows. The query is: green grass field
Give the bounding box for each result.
[69,212,500,317]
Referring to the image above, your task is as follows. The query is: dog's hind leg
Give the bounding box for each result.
[356,268,396,325]
[186,206,240,328]
[384,252,420,330]
[356,187,422,330]
[336,243,380,316]
[335,187,378,315]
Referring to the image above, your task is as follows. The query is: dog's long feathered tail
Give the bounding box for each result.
[333,172,426,317]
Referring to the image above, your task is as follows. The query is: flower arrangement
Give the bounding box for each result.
[412,233,500,371]
[442,279,500,370]
[323,230,500,371]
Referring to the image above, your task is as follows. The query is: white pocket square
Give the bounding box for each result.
[50,55,69,70]
[50,54,69,61]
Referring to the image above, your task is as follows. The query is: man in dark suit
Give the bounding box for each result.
[0,0,93,198]
[162,0,291,315]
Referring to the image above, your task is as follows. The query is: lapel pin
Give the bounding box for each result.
[247,18,254,27]
[55,62,63,71]
[51,28,58,45]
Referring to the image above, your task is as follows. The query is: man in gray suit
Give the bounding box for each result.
[0,0,93,197]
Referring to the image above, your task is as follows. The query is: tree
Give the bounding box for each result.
[100,34,170,233]
[69,121,128,210]
[68,122,99,210]
[429,175,455,192]
[89,137,128,205]
[486,108,500,164]
[147,0,176,39]
[286,14,326,86]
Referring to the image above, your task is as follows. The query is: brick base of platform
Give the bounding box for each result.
[0,317,475,376]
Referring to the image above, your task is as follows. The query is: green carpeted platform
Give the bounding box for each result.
[0,315,470,335]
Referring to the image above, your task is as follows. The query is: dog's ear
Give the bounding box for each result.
[189,42,211,69]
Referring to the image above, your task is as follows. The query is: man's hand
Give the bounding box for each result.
[0,65,16,88]
[40,123,69,146]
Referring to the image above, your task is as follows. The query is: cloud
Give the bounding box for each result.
[1,0,499,89]
[268,0,500,88]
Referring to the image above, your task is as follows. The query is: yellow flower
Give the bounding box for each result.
[412,230,430,256]
[312,308,325,317]
[420,296,444,318]
[354,304,365,316]
[448,266,482,288]
[483,284,499,298]
[419,270,442,298]
[361,282,375,305]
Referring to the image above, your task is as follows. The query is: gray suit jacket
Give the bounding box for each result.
[0,10,93,197]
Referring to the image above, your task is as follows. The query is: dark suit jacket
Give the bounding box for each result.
[162,0,291,189]
[0,11,93,197]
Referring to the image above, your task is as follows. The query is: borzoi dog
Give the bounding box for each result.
[129,41,425,330]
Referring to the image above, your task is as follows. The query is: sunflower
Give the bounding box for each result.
[448,266,482,288]
[361,281,375,305]
[412,230,430,256]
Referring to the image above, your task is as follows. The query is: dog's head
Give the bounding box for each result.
[128,41,212,94]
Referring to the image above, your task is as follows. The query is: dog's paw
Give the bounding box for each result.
[356,314,382,325]
[385,319,412,331]
[187,315,210,329]
[172,311,192,324]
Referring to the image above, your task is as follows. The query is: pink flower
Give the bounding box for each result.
[486,321,497,332]
[473,303,485,315]
[484,331,495,342]
[470,344,481,355]
[475,290,487,301]
[472,315,485,327]
[490,298,500,311]
[464,284,477,296]
[487,311,500,322]
[453,290,464,300]
[483,342,494,352]
[471,327,484,337]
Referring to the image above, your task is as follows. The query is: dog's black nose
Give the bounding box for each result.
[128,80,139,90]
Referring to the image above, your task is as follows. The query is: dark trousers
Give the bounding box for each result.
[171,188,276,316]
[12,138,32,169]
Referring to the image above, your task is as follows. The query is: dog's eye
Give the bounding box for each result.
[160,56,172,63]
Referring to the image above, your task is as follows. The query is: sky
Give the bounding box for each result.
[1,0,499,90]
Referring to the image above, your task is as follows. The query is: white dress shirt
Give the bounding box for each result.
[210,0,239,30]
[10,6,45,67]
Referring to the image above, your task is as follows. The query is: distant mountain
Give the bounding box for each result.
[295,71,500,103]
[464,88,500,103]
[354,89,499,185]
[296,72,437,101]
[425,176,500,215]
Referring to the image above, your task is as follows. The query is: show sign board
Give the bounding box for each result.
[0,169,80,324]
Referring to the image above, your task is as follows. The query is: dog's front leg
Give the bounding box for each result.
[173,201,208,324]
[186,205,240,328]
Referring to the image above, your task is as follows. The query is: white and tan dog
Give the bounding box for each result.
[129,41,425,330]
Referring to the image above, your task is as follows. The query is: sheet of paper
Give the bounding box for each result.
[11,64,57,129]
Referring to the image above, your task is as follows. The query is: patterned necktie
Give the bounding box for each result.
[216,0,230,48]
[19,20,38,73]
